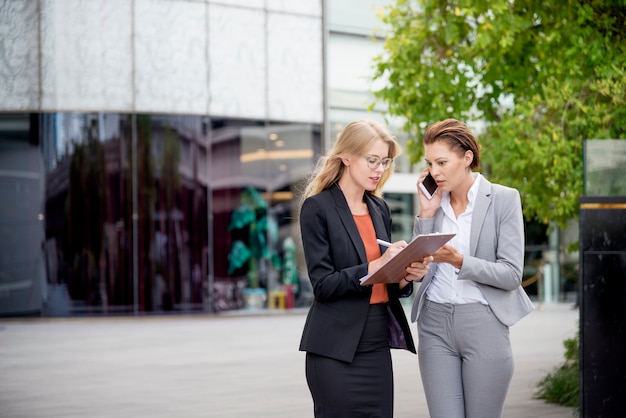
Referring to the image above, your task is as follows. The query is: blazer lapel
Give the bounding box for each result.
[470,177,493,256]
[330,185,368,263]
[365,194,389,240]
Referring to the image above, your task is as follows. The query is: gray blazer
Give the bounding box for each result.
[410,176,535,326]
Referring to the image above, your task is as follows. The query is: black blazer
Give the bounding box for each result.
[299,184,416,362]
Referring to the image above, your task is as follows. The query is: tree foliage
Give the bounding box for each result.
[372,0,626,227]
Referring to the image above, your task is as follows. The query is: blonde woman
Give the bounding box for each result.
[299,120,430,417]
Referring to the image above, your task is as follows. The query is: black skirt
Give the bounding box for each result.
[305,303,393,418]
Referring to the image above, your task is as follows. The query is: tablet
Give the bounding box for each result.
[360,232,455,285]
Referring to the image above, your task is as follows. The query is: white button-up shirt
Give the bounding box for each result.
[426,173,488,305]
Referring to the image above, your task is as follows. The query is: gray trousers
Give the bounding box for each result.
[417,300,513,418]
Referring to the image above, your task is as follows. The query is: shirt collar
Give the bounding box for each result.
[466,172,482,211]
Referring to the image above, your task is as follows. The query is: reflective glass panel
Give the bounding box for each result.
[584,139,626,196]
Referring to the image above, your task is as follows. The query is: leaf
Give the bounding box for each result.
[227,240,251,274]
[241,187,267,211]
[228,204,255,231]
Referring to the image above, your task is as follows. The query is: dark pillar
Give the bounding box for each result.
[579,196,626,417]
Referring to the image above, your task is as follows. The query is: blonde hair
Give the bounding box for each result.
[302,119,401,201]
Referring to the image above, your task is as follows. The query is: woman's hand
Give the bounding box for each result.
[405,255,434,281]
[433,244,463,269]
[368,240,407,273]
[416,168,441,218]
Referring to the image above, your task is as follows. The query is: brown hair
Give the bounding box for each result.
[423,118,480,170]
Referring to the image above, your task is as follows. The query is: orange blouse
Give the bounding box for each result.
[353,213,389,304]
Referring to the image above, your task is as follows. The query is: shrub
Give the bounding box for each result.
[535,331,579,413]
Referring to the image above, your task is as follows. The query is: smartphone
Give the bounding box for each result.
[419,172,438,200]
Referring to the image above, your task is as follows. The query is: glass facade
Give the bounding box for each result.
[0,0,323,316]
[0,114,45,315]
[584,139,626,196]
[0,113,318,316]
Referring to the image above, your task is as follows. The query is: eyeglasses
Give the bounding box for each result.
[361,155,394,170]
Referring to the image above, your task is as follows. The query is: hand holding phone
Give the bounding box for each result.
[419,172,438,200]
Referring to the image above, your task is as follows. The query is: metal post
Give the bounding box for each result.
[131,114,139,315]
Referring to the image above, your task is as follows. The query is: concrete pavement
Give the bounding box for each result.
[0,303,579,417]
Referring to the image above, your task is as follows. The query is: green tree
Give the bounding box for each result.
[372,0,626,227]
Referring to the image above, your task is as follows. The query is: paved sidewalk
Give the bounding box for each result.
[0,303,578,418]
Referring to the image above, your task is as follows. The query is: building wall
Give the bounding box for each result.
[327,0,418,241]
[0,0,323,123]
[0,0,323,316]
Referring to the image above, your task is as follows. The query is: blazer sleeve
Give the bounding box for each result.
[412,214,436,236]
[458,186,524,291]
[300,196,370,302]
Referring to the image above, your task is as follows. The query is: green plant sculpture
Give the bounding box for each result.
[227,187,281,288]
